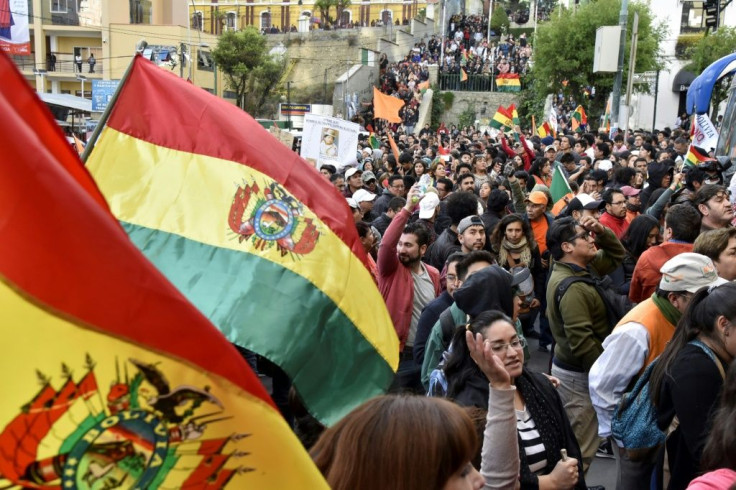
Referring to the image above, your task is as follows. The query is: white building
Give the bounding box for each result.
[629,0,736,130]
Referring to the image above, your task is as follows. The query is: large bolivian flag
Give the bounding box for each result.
[0,52,327,489]
[85,55,398,426]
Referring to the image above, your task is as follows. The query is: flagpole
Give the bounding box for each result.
[81,54,138,164]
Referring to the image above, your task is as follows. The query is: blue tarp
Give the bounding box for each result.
[686,52,736,115]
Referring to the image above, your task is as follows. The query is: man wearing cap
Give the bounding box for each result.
[343,168,363,198]
[589,253,727,490]
[353,189,377,222]
[378,186,441,393]
[524,191,554,256]
[374,175,406,217]
[362,170,378,194]
[346,198,363,223]
[457,216,486,253]
[620,186,641,223]
[566,193,606,222]
[599,188,629,239]
[694,184,734,234]
[545,215,626,474]
[630,204,702,303]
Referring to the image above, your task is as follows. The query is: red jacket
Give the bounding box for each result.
[377,209,441,350]
[629,241,693,303]
[500,135,534,171]
[599,212,629,240]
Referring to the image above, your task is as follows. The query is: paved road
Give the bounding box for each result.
[525,335,617,490]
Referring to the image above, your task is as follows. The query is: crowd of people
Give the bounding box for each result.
[299,121,736,490]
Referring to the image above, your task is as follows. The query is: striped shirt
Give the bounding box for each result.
[516,406,547,474]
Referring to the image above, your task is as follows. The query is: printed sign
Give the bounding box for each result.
[92,79,120,112]
[300,113,359,170]
[0,0,31,55]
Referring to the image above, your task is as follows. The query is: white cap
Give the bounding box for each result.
[346,198,359,209]
[598,161,613,172]
[659,253,728,293]
[352,189,376,203]
[345,167,361,179]
[418,193,441,219]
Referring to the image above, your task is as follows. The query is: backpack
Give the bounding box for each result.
[611,339,725,462]
[554,274,633,328]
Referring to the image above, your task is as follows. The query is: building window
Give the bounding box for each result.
[380,10,392,25]
[261,11,271,29]
[681,2,707,33]
[51,0,69,13]
[224,90,238,99]
[339,10,352,26]
[192,11,203,31]
[226,12,237,30]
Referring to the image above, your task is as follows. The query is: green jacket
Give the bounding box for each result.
[545,227,626,372]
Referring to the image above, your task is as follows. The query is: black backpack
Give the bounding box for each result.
[554,275,633,328]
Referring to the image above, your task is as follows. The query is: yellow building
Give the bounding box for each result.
[189,0,422,34]
[12,0,229,111]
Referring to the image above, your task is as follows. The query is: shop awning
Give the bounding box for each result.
[38,92,92,112]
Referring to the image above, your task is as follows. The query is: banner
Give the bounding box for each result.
[0,0,31,55]
[301,113,360,170]
[691,113,719,152]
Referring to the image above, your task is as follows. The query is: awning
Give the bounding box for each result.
[686,53,736,115]
[672,68,696,92]
[38,92,92,112]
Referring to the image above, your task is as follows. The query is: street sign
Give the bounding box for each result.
[92,80,120,112]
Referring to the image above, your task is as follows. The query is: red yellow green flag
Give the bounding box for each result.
[373,86,405,123]
[495,73,521,92]
[684,145,713,168]
[86,56,398,426]
[571,105,587,132]
[490,105,514,130]
[538,121,553,138]
[0,52,328,489]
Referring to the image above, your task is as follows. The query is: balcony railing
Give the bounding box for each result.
[438,73,525,93]
[11,51,103,75]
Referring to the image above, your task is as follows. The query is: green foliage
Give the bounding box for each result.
[524,0,666,126]
[675,33,704,60]
[685,27,736,117]
[212,27,288,117]
[508,27,536,38]
[458,102,477,129]
[491,6,510,35]
[442,91,455,109]
[431,87,446,130]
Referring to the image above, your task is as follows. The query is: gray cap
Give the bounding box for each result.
[457,215,485,234]
[659,253,728,293]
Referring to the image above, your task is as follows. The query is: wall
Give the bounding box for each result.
[439,91,519,125]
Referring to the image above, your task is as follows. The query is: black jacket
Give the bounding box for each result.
[424,227,460,270]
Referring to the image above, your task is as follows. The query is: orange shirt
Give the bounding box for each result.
[530,217,549,254]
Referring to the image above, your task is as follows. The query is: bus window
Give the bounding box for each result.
[716,74,736,161]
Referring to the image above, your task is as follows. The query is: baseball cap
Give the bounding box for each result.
[545,145,556,152]
[567,193,605,212]
[345,168,362,179]
[362,170,377,182]
[598,161,613,172]
[457,215,485,234]
[346,197,359,210]
[620,185,641,197]
[352,189,376,203]
[525,191,548,206]
[659,253,728,293]
[418,193,441,219]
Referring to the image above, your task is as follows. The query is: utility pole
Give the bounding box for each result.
[344,59,350,119]
[610,0,628,135]
[652,70,660,132]
[286,81,292,130]
[440,0,447,69]
[623,12,638,135]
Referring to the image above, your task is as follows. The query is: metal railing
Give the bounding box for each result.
[437,73,526,92]
[11,51,103,75]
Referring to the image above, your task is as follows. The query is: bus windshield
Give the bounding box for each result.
[716,75,736,162]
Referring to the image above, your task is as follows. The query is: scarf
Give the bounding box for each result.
[499,237,532,269]
[515,372,567,482]
[651,292,682,327]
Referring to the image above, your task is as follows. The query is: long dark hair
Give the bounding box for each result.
[650,282,736,407]
[701,361,736,472]
[621,214,659,260]
[489,213,536,253]
[444,310,514,400]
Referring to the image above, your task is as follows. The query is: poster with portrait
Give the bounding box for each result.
[0,0,30,55]
[301,113,359,170]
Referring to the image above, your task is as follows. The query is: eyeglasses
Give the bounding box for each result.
[446,274,458,284]
[489,338,527,354]
[610,201,626,206]
[567,229,595,242]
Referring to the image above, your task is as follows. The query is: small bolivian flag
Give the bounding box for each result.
[0,52,328,489]
[85,55,399,426]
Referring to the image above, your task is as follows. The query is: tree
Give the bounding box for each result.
[490,5,510,36]
[211,27,288,117]
[314,0,335,24]
[685,27,736,118]
[519,0,666,128]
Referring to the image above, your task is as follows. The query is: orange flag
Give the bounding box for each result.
[461,68,468,82]
[387,131,401,163]
[373,87,405,123]
[72,134,85,154]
